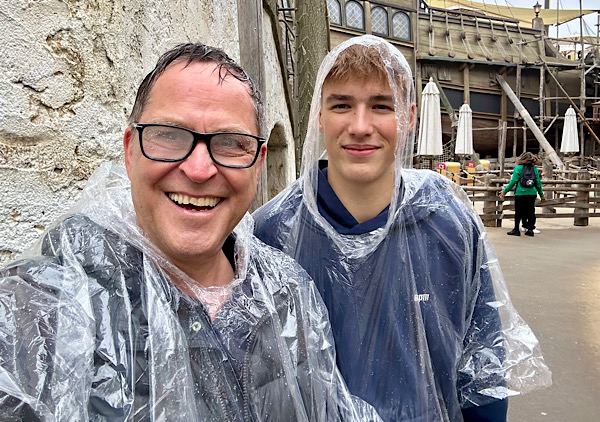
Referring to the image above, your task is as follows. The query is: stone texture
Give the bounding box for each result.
[0,0,294,265]
[262,12,296,199]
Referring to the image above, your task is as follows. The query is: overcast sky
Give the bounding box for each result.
[498,0,598,37]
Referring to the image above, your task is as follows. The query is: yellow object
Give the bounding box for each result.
[436,162,461,183]
[445,162,460,183]
[479,160,490,171]
[464,161,476,186]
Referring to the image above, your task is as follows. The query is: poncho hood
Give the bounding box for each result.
[254,34,551,422]
[299,35,416,257]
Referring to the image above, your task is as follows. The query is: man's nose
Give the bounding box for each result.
[347,107,374,137]
[178,141,219,182]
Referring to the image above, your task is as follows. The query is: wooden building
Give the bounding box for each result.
[322,0,600,162]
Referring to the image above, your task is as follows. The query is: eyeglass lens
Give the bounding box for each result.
[141,125,259,167]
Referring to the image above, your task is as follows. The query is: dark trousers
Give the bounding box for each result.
[514,195,537,230]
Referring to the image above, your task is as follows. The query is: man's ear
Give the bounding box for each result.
[408,102,417,132]
[318,111,323,133]
[123,126,135,176]
[254,144,267,178]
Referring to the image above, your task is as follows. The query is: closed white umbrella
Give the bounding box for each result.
[560,105,579,153]
[417,78,442,157]
[455,102,473,156]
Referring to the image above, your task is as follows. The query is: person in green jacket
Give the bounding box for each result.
[499,152,546,237]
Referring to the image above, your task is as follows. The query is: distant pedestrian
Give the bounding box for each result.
[500,152,546,237]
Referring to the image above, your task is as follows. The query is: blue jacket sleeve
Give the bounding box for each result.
[462,398,508,422]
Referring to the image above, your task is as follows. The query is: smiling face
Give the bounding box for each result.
[320,75,400,194]
[124,60,264,276]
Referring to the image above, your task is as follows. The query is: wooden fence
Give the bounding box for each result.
[441,169,600,227]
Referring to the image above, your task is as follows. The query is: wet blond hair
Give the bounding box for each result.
[324,44,409,91]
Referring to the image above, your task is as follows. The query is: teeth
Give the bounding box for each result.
[168,193,220,208]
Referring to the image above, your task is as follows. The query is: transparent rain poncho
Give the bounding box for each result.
[0,162,381,421]
[254,35,551,421]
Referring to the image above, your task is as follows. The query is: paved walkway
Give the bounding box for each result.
[485,217,600,421]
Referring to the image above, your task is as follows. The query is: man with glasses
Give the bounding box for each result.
[0,43,378,421]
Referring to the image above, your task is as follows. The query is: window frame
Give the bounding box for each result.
[326,0,366,34]
[370,6,389,37]
[326,0,342,26]
[344,0,366,32]
[326,0,412,42]
[391,10,411,42]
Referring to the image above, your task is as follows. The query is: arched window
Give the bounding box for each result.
[345,1,364,30]
[371,7,388,36]
[392,12,410,40]
[327,0,341,25]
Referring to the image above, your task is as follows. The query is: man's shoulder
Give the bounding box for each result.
[397,169,480,231]
[249,234,308,275]
[253,179,306,246]
[45,214,132,257]
[402,168,453,186]
[400,169,469,208]
[3,213,140,283]
[254,180,303,221]
[248,234,314,292]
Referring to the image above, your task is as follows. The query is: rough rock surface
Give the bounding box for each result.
[0,0,294,265]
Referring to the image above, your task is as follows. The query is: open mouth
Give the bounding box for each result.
[167,192,221,212]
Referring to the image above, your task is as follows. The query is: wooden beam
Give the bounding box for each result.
[431,76,458,126]
[498,120,507,176]
[496,74,564,169]
[463,65,470,104]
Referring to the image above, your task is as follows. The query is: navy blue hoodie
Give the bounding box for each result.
[255,169,509,422]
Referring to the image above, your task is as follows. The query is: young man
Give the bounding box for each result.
[0,43,378,421]
[254,35,551,422]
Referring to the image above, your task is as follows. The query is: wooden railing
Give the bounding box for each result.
[440,169,600,227]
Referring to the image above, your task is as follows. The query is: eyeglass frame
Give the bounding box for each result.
[133,123,267,169]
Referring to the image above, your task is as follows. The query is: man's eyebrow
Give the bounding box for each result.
[371,94,394,102]
[146,118,184,126]
[324,94,394,103]
[324,93,353,103]
[143,118,251,134]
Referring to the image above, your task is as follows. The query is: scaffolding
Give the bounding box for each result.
[533,3,600,159]
[420,0,600,165]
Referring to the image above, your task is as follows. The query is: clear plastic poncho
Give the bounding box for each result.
[254,35,551,422]
[0,162,381,421]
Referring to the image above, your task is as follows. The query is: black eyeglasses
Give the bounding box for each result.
[133,123,266,169]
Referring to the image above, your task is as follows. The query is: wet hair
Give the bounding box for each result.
[128,43,265,136]
[323,44,409,91]
[517,152,538,165]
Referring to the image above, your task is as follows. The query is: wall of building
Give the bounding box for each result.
[0,0,295,265]
[262,11,296,198]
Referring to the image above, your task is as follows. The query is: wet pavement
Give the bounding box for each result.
[486,217,600,421]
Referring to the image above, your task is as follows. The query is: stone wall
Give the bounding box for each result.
[0,0,295,265]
